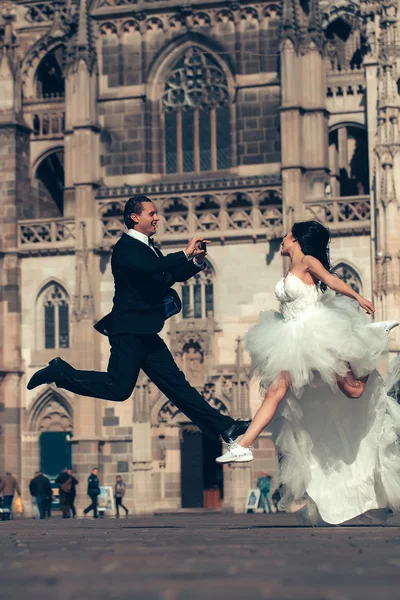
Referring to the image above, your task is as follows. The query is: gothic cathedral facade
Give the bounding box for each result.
[0,0,399,513]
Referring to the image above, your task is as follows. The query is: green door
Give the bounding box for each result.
[40,431,72,477]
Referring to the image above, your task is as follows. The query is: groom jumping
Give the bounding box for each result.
[28,195,250,442]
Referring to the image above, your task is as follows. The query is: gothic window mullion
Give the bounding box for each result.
[182,284,190,318]
[44,302,55,349]
[59,302,69,348]
[193,281,202,318]
[177,111,183,173]
[205,281,214,317]
[210,107,217,171]
[54,301,60,349]
[194,110,200,173]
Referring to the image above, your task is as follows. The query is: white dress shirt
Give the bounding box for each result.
[126,228,158,255]
[126,228,205,268]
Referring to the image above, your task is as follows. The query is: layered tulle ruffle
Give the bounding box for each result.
[269,369,400,524]
[245,291,388,398]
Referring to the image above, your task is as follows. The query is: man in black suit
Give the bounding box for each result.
[28,195,250,442]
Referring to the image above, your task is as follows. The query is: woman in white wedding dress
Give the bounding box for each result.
[217,220,400,525]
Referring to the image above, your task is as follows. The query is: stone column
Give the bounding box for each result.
[222,339,253,513]
[64,1,104,508]
[131,379,153,515]
[371,4,400,353]
[280,2,329,223]
[0,9,32,481]
[280,38,304,225]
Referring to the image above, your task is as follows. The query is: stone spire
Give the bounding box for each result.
[66,0,96,74]
[309,0,325,49]
[0,5,20,115]
[282,0,297,45]
[282,0,325,53]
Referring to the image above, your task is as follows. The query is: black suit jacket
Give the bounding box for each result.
[94,233,203,336]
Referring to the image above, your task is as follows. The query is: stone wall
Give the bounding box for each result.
[0,123,31,477]
[100,99,147,176]
[237,87,281,166]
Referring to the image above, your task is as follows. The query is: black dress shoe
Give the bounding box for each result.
[27,357,71,390]
[221,419,251,443]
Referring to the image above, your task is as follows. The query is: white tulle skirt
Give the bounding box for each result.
[245,294,400,524]
[245,292,388,398]
[269,368,400,524]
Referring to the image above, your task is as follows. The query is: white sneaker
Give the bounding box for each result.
[369,321,400,335]
[216,442,254,464]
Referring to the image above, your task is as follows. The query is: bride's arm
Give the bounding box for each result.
[303,256,375,314]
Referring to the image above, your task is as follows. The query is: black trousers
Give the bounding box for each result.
[84,494,98,517]
[57,334,234,439]
[115,496,128,516]
[59,490,70,518]
[68,493,76,517]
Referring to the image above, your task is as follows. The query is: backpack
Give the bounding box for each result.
[60,477,72,493]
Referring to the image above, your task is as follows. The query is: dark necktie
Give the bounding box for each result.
[148,237,159,257]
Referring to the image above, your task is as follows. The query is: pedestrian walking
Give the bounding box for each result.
[272,485,283,513]
[29,471,52,519]
[55,467,73,518]
[114,475,129,518]
[83,468,100,518]
[257,473,272,514]
[66,469,78,518]
[0,472,21,512]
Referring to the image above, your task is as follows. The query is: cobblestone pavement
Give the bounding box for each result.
[1,512,400,600]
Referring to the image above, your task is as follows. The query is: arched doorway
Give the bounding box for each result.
[157,388,229,509]
[29,388,73,478]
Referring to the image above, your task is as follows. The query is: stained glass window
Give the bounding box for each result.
[163,47,230,173]
[181,262,215,319]
[42,284,70,349]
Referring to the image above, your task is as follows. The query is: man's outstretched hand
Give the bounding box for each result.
[184,238,211,260]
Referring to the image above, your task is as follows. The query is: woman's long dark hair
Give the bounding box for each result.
[291,220,331,290]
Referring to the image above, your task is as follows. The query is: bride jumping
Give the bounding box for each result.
[217,220,400,525]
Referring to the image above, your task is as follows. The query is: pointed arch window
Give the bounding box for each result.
[36,46,65,99]
[163,47,230,174]
[181,261,215,319]
[333,263,362,295]
[329,125,369,197]
[40,284,70,349]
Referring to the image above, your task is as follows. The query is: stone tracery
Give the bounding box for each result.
[163,47,229,111]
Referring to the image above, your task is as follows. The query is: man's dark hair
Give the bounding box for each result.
[123,195,152,229]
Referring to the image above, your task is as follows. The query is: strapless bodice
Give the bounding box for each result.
[275,272,321,321]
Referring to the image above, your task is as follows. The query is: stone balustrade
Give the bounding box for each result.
[31,109,65,139]
[98,188,284,248]
[17,194,371,252]
[18,218,76,252]
[304,195,370,233]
